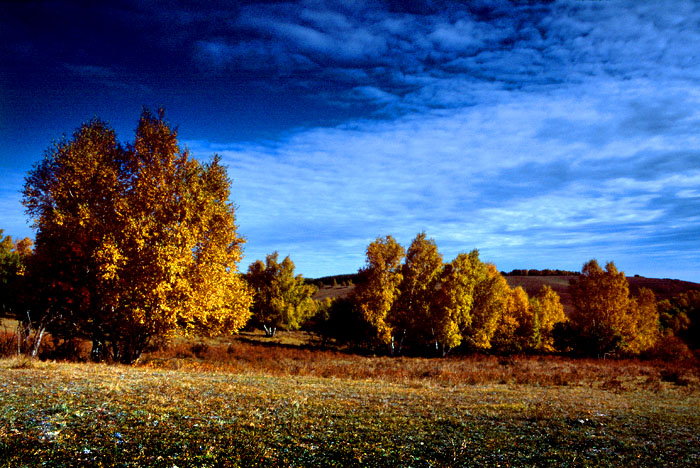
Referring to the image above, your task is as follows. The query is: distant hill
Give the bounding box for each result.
[306,274,359,287]
[505,276,575,314]
[502,275,700,316]
[312,274,700,316]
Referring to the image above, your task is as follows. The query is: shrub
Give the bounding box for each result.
[190,342,209,358]
[39,337,88,362]
[0,327,17,357]
[659,369,691,386]
[643,334,694,361]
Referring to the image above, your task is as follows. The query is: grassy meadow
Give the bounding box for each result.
[1,332,699,467]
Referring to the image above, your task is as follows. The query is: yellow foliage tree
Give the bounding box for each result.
[246,252,318,336]
[23,110,252,363]
[530,285,566,352]
[464,261,509,350]
[430,251,481,355]
[492,286,537,353]
[351,235,405,348]
[627,287,660,354]
[23,118,127,359]
[570,260,656,355]
[392,232,443,352]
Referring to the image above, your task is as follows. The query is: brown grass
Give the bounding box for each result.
[312,283,355,301]
[140,331,700,391]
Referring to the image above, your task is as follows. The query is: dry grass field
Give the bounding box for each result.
[1,332,699,467]
[313,283,355,302]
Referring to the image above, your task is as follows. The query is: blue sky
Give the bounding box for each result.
[2,0,700,281]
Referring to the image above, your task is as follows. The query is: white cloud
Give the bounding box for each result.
[184,71,700,278]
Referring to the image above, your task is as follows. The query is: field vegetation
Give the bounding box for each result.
[1,332,699,467]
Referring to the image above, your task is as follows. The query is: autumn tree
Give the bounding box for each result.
[0,232,43,355]
[492,286,537,353]
[569,260,659,356]
[22,110,252,363]
[658,290,700,349]
[570,260,629,355]
[0,231,28,317]
[392,232,443,352]
[22,119,126,360]
[351,235,405,350]
[429,251,481,355]
[246,252,317,336]
[463,260,510,351]
[627,287,659,354]
[530,285,566,352]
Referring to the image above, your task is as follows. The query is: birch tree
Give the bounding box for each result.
[22,110,252,363]
[246,252,317,337]
[351,235,405,349]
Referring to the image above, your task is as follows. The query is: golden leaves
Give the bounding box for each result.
[352,235,405,345]
[570,260,660,355]
[22,110,253,362]
[246,252,317,333]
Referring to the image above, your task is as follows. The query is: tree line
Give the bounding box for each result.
[504,269,579,277]
[312,234,566,356]
[310,235,688,358]
[0,111,697,362]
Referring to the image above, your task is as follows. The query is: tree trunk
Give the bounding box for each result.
[29,311,56,358]
[17,310,52,357]
[30,326,46,358]
[91,339,106,362]
[391,329,406,356]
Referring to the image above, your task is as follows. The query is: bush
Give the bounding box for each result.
[190,342,209,358]
[659,369,692,386]
[643,334,694,361]
[39,337,87,361]
[0,327,17,357]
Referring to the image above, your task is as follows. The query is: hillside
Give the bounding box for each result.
[506,275,700,315]
[313,275,700,316]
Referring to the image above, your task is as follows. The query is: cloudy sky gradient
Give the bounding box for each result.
[2,0,700,280]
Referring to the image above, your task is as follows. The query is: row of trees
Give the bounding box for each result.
[314,235,670,357]
[315,233,567,356]
[0,220,687,360]
[504,269,579,277]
